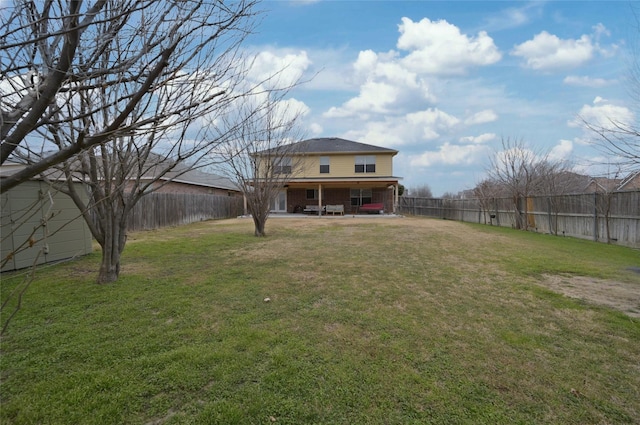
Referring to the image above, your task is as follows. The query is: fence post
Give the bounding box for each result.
[593,192,598,242]
[547,196,552,235]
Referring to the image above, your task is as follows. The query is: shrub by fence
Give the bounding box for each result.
[398,191,640,248]
[126,193,243,231]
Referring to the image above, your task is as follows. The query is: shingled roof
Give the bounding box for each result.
[1,153,239,192]
[296,137,398,154]
[256,137,398,155]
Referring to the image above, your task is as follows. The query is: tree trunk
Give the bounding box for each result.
[96,214,127,284]
[97,244,121,284]
[253,215,266,237]
[513,196,524,230]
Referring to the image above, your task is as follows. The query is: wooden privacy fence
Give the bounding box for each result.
[126,193,243,231]
[398,191,640,248]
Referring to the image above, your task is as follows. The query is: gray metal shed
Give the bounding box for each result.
[1,180,93,272]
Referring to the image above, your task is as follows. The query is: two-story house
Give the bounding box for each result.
[256,137,401,214]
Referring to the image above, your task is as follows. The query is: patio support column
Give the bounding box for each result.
[318,183,323,216]
[243,193,248,216]
[394,183,399,213]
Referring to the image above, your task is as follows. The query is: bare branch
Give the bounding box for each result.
[1,0,260,185]
[213,91,306,236]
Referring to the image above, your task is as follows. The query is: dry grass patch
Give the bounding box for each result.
[539,274,640,318]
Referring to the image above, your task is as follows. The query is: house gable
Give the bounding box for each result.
[617,171,640,191]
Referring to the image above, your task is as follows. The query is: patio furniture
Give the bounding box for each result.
[303,205,325,214]
[359,202,384,214]
[326,204,344,215]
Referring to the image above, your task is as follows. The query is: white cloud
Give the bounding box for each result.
[320,17,502,121]
[324,80,399,118]
[309,122,323,135]
[247,49,312,89]
[498,8,529,28]
[324,44,437,119]
[353,51,430,97]
[482,2,544,31]
[353,50,379,77]
[277,97,310,118]
[549,139,573,161]
[563,75,614,87]
[337,107,461,149]
[464,109,498,125]
[512,31,595,71]
[341,121,406,148]
[569,97,635,130]
[459,133,496,144]
[0,73,33,106]
[397,17,502,75]
[592,23,610,40]
[297,47,359,92]
[406,108,460,140]
[409,142,490,167]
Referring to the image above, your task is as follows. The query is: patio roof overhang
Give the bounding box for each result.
[285,176,401,189]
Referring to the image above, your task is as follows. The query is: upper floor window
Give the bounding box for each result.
[320,156,330,174]
[272,157,292,174]
[355,155,376,173]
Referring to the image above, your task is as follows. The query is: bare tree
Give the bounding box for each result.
[580,6,639,173]
[1,1,269,283]
[56,146,216,284]
[215,96,305,237]
[533,162,584,235]
[473,179,500,225]
[591,168,624,244]
[441,191,462,199]
[407,184,433,198]
[581,119,639,173]
[486,138,580,231]
[486,138,542,230]
[0,0,260,193]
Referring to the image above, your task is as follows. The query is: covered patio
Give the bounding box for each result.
[280,178,400,215]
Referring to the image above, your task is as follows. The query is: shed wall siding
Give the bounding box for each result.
[1,181,92,272]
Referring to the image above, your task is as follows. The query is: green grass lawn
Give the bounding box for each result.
[1,217,639,424]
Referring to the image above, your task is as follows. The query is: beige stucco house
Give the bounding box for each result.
[257,137,402,214]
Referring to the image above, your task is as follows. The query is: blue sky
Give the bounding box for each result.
[246,0,637,196]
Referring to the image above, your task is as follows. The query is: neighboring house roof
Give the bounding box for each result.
[1,154,239,192]
[582,170,640,192]
[585,177,623,193]
[130,152,240,191]
[617,170,640,191]
[553,171,592,194]
[256,137,399,156]
[161,166,239,191]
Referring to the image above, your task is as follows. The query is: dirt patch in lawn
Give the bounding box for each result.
[539,274,640,318]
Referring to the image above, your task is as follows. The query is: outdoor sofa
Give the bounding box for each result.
[359,202,384,214]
